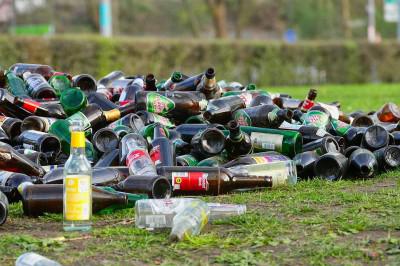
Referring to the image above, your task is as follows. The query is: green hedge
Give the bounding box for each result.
[1,35,399,86]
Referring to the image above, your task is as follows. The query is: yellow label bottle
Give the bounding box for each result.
[63,120,92,231]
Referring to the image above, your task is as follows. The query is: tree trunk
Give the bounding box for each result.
[182,0,200,38]
[206,0,228,38]
[234,0,244,39]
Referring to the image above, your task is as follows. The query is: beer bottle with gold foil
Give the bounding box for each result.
[196,68,221,100]
[63,120,92,231]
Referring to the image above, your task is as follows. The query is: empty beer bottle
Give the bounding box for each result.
[49,74,71,97]
[17,149,48,165]
[10,63,54,80]
[203,95,246,124]
[44,167,125,186]
[145,73,157,91]
[119,78,144,105]
[16,130,61,155]
[92,128,120,154]
[87,92,117,111]
[14,96,67,119]
[373,145,400,172]
[349,112,374,127]
[223,90,269,107]
[135,91,207,121]
[175,123,225,143]
[161,71,183,91]
[346,148,378,179]
[273,96,302,110]
[63,120,92,231]
[149,123,174,167]
[171,72,203,91]
[169,200,209,241]
[293,151,319,179]
[302,136,340,155]
[60,87,88,116]
[97,71,124,90]
[0,142,45,177]
[249,94,273,107]
[225,121,252,159]
[299,88,317,112]
[111,175,171,199]
[191,128,225,159]
[72,74,97,94]
[196,68,221,100]
[21,184,144,217]
[23,72,57,99]
[279,122,332,144]
[0,115,21,138]
[120,133,157,176]
[313,153,348,181]
[302,105,331,129]
[136,111,174,128]
[5,70,29,98]
[21,116,57,133]
[237,126,302,158]
[233,104,292,128]
[197,154,228,167]
[0,190,7,225]
[108,113,145,133]
[361,125,389,151]
[0,171,38,202]
[376,102,400,123]
[94,149,120,167]
[0,89,36,119]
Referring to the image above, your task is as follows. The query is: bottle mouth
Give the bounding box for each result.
[363,125,389,149]
[203,111,212,121]
[74,75,96,93]
[93,129,120,153]
[351,115,374,127]
[39,136,61,155]
[21,117,42,132]
[323,137,340,153]
[205,67,216,79]
[201,129,225,155]
[385,146,400,167]
[314,155,345,181]
[359,165,371,176]
[152,177,172,199]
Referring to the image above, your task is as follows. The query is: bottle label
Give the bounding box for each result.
[126,149,147,166]
[302,110,329,129]
[243,162,288,186]
[301,99,315,111]
[252,154,288,164]
[71,131,85,148]
[22,99,41,113]
[68,112,91,131]
[27,75,47,92]
[234,110,252,126]
[267,108,279,123]
[145,215,167,228]
[279,121,301,130]
[330,119,351,136]
[251,132,283,152]
[271,171,289,187]
[152,114,174,127]
[171,172,209,191]
[149,145,161,166]
[146,92,175,115]
[64,175,91,221]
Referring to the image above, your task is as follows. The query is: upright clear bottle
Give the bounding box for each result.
[63,120,92,231]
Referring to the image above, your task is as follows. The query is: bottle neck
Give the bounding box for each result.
[229,127,243,142]
[70,131,86,155]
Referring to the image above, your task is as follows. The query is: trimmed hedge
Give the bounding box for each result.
[1,35,400,85]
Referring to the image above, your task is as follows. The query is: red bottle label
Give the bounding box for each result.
[126,149,147,166]
[301,99,314,111]
[149,145,161,165]
[171,172,209,191]
[22,99,41,113]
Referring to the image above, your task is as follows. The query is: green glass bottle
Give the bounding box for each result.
[233,126,302,158]
[49,119,96,162]
[5,70,29,98]
[176,154,199,166]
[49,74,72,97]
[60,88,88,116]
[139,123,169,143]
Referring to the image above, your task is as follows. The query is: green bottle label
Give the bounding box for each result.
[146,92,175,115]
[67,112,91,131]
[330,119,351,136]
[179,154,199,166]
[302,110,329,129]
[152,113,174,127]
[267,108,279,123]
[234,110,252,126]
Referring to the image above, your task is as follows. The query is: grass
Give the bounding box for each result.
[1,83,400,265]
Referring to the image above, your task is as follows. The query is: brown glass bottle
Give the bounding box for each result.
[191,128,225,159]
[20,184,129,217]
[159,166,281,196]
[225,121,252,159]
[22,72,57,99]
[0,116,22,138]
[171,73,203,91]
[20,116,57,133]
[145,73,157,91]
[299,89,317,112]
[135,91,207,121]
[376,103,400,123]
[9,63,54,80]
[196,68,221,100]
[233,104,292,128]
[111,175,172,199]
[0,142,45,177]
[149,123,175,167]
[203,95,246,124]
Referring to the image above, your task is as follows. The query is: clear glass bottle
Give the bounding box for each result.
[63,120,92,231]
